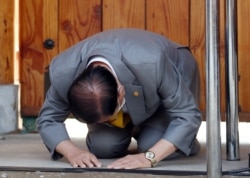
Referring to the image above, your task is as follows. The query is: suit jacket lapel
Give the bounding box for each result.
[123,85,146,125]
[113,59,146,126]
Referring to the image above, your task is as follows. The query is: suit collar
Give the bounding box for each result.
[114,56,146,125]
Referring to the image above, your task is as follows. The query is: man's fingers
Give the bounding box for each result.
[76,159,87,168]
[72,158,102,168]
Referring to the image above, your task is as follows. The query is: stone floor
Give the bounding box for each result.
[0,121,250,177]
[0,172,246,178]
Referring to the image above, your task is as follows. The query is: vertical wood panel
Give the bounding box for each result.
[219,0,226,114]
[190,0,206,112]
[102,0,145,30]
[190,0,226,114]
[0,0,14,84]
[59,0,102,52]
[20,0,58,116]
[146,0,189,46]
[238,0,250,112]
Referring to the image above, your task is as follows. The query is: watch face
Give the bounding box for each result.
[146,151,155,159]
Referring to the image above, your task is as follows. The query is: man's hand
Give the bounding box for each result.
[107,153,151,169]
[107,139,177,169]
[66,148,101,168]
[56,140,101,168]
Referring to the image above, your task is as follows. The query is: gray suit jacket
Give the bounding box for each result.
[37,28,201,159]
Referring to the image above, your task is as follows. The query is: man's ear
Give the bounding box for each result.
[117,84,125,105]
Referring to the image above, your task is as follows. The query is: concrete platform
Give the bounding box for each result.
[0,121,249,177]
[0,84,18,135]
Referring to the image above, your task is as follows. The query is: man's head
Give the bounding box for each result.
[68,63,124,124]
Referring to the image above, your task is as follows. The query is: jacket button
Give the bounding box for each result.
[133,91,139,96]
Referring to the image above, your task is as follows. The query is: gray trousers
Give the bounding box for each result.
[86,106,200,159]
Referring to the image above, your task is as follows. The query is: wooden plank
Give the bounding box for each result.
[219,0,226,115]
[0,0,15,84]
[190,0,206,112]
[238,0,250,113]
[102,0,145,30]
[190,0,226,115]
[59,0,102,52]
[146,0,189,46]
[19,0,58,116]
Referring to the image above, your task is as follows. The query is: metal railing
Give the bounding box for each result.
[206,0,222,177]
[225,0,240,162]
[206,0,240,177]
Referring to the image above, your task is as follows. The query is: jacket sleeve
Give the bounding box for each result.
[36,85,71,160]
[157,54,202,156]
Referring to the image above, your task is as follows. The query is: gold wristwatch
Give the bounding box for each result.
[144,151,157,167]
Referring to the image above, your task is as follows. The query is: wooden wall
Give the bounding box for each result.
[1,0,250,121]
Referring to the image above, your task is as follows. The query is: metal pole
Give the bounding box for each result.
[225,0,240,161]
[206,0,222,177]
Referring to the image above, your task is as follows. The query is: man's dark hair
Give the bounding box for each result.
[68,65,118,124]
